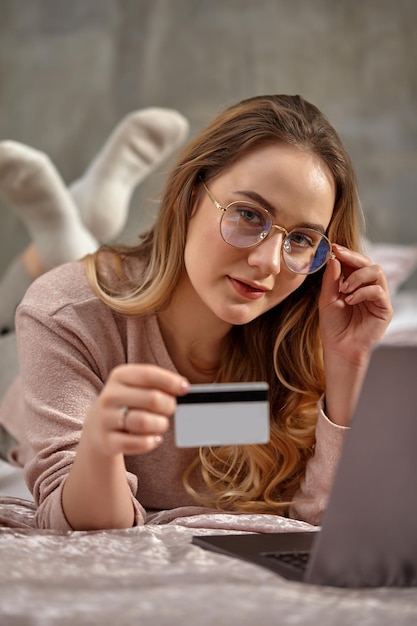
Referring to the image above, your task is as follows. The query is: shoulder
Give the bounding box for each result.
[14,257,172,377]
[19,260,97,318]
[19,253,146,317]
[16,256,158,341]
[15,258,162,371]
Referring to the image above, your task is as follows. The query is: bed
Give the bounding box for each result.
[1,497,417,625]
[1,240,416,625]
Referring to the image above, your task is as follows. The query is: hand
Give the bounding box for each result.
[319,244,393,366]
[82,364,190,457]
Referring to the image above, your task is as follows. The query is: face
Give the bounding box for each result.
[182,144,336,328]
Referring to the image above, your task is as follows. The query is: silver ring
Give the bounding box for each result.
[119,406,130,432]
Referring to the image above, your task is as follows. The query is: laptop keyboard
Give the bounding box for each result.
[262,550,311,572]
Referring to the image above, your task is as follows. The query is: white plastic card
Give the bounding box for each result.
[175,382,270,448]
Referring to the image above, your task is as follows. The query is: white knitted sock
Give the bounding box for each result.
[0,141,98,271]
[69,107,189,242]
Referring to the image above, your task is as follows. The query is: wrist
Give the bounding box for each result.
[323,354,370,427]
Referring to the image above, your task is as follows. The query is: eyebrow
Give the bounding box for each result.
[234,189,327,234]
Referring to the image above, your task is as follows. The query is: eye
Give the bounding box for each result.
[234,204,265,227]
[287,230,315,249]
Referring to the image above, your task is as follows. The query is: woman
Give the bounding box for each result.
[0,95,392,530]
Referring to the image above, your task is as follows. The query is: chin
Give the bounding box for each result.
[218,307,263,326]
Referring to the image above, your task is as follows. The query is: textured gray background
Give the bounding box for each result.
[1,0,416,285]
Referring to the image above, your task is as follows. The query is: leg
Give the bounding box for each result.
[0,332,19,461]
[69,107,189,242]
[0,257,32,335]
[0,141,98,271]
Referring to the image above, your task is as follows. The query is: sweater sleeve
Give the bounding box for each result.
[289,397,349,526]
[15,266,146,530]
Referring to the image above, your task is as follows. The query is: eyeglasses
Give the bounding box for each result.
[201,180,335,275]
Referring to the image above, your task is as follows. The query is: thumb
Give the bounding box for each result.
[319,256,342,307]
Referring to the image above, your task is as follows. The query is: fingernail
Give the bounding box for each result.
[154,435,163,444]
[341,280,349,292]
[179,380,190,391]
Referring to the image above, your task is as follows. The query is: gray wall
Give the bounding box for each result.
[1,0,416,285]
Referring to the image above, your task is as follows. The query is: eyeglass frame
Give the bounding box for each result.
[199,178,335,275]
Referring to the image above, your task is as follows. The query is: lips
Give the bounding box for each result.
[228,276,270,300]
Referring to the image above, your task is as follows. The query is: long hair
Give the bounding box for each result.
[85,95,362,514]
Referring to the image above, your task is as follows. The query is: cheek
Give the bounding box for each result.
[185,220,209,257]
[184,210,229,268]
[184,219,218,282]
[270,273,307,305]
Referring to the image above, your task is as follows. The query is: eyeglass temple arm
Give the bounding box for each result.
[200,179,226,212]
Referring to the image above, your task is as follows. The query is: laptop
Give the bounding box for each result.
[192,344,417,588]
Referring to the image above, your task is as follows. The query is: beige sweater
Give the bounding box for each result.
[0,260,348,530]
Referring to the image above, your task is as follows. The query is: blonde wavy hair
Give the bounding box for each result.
[85,95,362,515]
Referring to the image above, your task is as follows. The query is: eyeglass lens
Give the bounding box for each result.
[221,203,331,275]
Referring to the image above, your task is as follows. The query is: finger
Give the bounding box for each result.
[110,364,189,397]
[109,386,178,418]
[110,432,164,456]
[119,408,170,436]
[332,244,372,269]
[98,391,175,436]
[343,284,392,313]
[332,244,372,281]
[319,255,343,305]
[339,264,389,296]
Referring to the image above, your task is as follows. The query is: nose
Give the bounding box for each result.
[246,229,284,275]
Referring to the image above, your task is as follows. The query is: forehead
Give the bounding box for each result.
[223,144,334,190]
[211,143,336,227]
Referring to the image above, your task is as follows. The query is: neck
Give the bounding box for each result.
[158,279,232,384]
